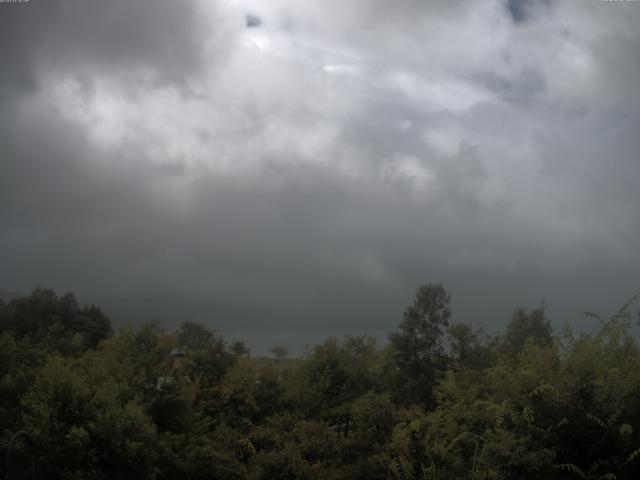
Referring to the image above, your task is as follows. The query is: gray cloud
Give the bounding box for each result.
[1,0,639,346]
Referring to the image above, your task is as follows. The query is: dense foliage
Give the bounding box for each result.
[1,285,639,479]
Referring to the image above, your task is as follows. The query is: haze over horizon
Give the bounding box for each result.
[1,0,639,348]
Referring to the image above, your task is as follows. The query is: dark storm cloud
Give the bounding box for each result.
[246,13,262,28]
[505,0,552,23]
[1,0,639,342]
[0,0,208,92]
[506,0,533,23]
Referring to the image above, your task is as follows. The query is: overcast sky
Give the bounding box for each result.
[1,0,639,340]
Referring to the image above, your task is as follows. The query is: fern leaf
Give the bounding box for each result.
[626,447,640,464]
[554,463,586,478]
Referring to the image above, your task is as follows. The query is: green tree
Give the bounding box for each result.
[292,336,380,419]
[270,345,290,361]
[389,283,451,407]
[231,340,251,357]
[249,414,341,480]
[221,357,286,428]
[0,288,111,352]
[447,322,493,370]
[504,304,552,352]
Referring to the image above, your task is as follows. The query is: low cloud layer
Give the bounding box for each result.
[1,0,639,335]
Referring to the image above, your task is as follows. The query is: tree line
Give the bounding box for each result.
[1,285,639,479]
